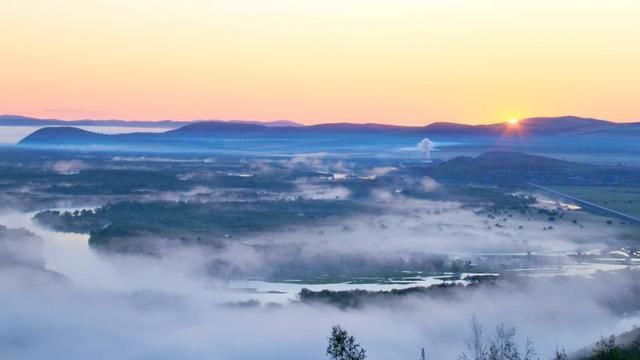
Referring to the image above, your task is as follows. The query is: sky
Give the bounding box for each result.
[1,0,639,125]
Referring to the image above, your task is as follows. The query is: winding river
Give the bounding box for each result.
[1,209,638,305]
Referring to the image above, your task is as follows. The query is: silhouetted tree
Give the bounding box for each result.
[487,325,519,360]
[552,347,568,360]
[459,317,538,360]
[460,316,487,360]
[327,325,366,360]
[592,335,622,360]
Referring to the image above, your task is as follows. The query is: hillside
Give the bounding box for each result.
[514,116,616,135]
[20,127,110,145]
[430,151,640,186]
[0,114,188,128]
[0,114,302,129]
[15,116,638,151]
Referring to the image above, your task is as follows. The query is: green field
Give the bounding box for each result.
[547,186,640,218]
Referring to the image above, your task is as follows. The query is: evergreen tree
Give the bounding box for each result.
[592,335,623,360]
[327,325,367,360]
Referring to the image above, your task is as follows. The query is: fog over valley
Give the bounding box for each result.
[2,119,640,358]
[4,0,640,356]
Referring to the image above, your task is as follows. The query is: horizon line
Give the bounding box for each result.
[1,113,635,128]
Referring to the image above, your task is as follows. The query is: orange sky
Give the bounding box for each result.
[1,0,639,125]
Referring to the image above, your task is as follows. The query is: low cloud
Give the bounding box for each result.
[0,234,636,359]
[0,179,635,359]
[51,160,87,175]
[295,183,351,200]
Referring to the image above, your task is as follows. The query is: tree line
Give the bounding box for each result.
[325,317,639,360]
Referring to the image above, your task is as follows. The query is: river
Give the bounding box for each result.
[1,209,638,305]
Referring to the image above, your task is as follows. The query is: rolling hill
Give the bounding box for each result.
[0,114,302,129]
[429,151,640,186]
[16,116,638,153]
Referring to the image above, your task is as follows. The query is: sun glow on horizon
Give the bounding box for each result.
[1,0,639,125]
[508,118,519,125]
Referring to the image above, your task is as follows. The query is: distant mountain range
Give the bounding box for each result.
[15,115,640,151]
[0,114,302,128]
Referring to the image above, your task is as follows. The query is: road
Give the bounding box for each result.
[529,183,640,225]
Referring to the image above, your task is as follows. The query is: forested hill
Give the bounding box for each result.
[429,151,640,186]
